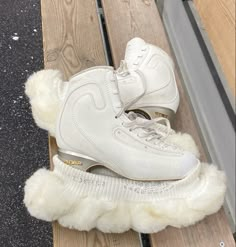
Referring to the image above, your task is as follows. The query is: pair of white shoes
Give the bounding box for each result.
[24,38,226,233]
[26,37,199,181]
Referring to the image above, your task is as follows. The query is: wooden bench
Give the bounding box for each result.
[41,0,235,246]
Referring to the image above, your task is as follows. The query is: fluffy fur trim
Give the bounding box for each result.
[25,69,67,136]
[24,160,226,233]
[166,132,200,158]
[24,168,74,221]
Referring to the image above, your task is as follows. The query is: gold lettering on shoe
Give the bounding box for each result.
[155,112,168,118]
[64,160,82,166]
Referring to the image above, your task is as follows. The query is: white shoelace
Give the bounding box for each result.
[116,60,129,76]
[113,61,174,142]
[124,112,171,142]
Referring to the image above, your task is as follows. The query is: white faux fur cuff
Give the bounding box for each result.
[24,155,226,233]
[25,69,68,136]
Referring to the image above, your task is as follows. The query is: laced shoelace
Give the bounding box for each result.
[113,61,173,141]
[116,60,129,76]
[123,112,171,142]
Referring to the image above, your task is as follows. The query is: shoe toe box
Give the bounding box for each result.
[180,152,199,178]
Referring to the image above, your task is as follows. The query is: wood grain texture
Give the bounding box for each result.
[194,0,235,95]
[53,223,140,247]
[101,0,235,246]
[150,208,235,247]
[41,0,140,246]
[41,0,106,79]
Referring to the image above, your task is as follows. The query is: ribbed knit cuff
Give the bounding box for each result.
[53,155,201,202]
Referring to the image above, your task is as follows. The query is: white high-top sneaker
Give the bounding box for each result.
[56,66,198,181]
[117,37,179,119]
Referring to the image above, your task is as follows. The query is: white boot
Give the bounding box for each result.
[24,38,199,157]
[25,69,199,157]
[117,37,179,119]
[56,66,198,181]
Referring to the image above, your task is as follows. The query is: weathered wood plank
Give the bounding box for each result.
[101,0,235,246]
[53,223,140,247]
[150,208,234,247]
[194,0,235,96]
[41,0,106,77]
[41,0,141,246]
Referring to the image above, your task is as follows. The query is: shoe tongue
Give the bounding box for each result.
[124,37,146,69]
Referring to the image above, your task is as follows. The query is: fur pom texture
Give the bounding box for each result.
[25,69,68,136]
[24,156,226,233]
[166,132,200,158]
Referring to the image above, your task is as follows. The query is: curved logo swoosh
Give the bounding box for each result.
[67,83,106,111]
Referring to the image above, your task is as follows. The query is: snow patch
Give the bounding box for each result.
[12,36,19,41]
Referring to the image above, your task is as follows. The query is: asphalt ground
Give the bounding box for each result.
[0,1,52,246]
